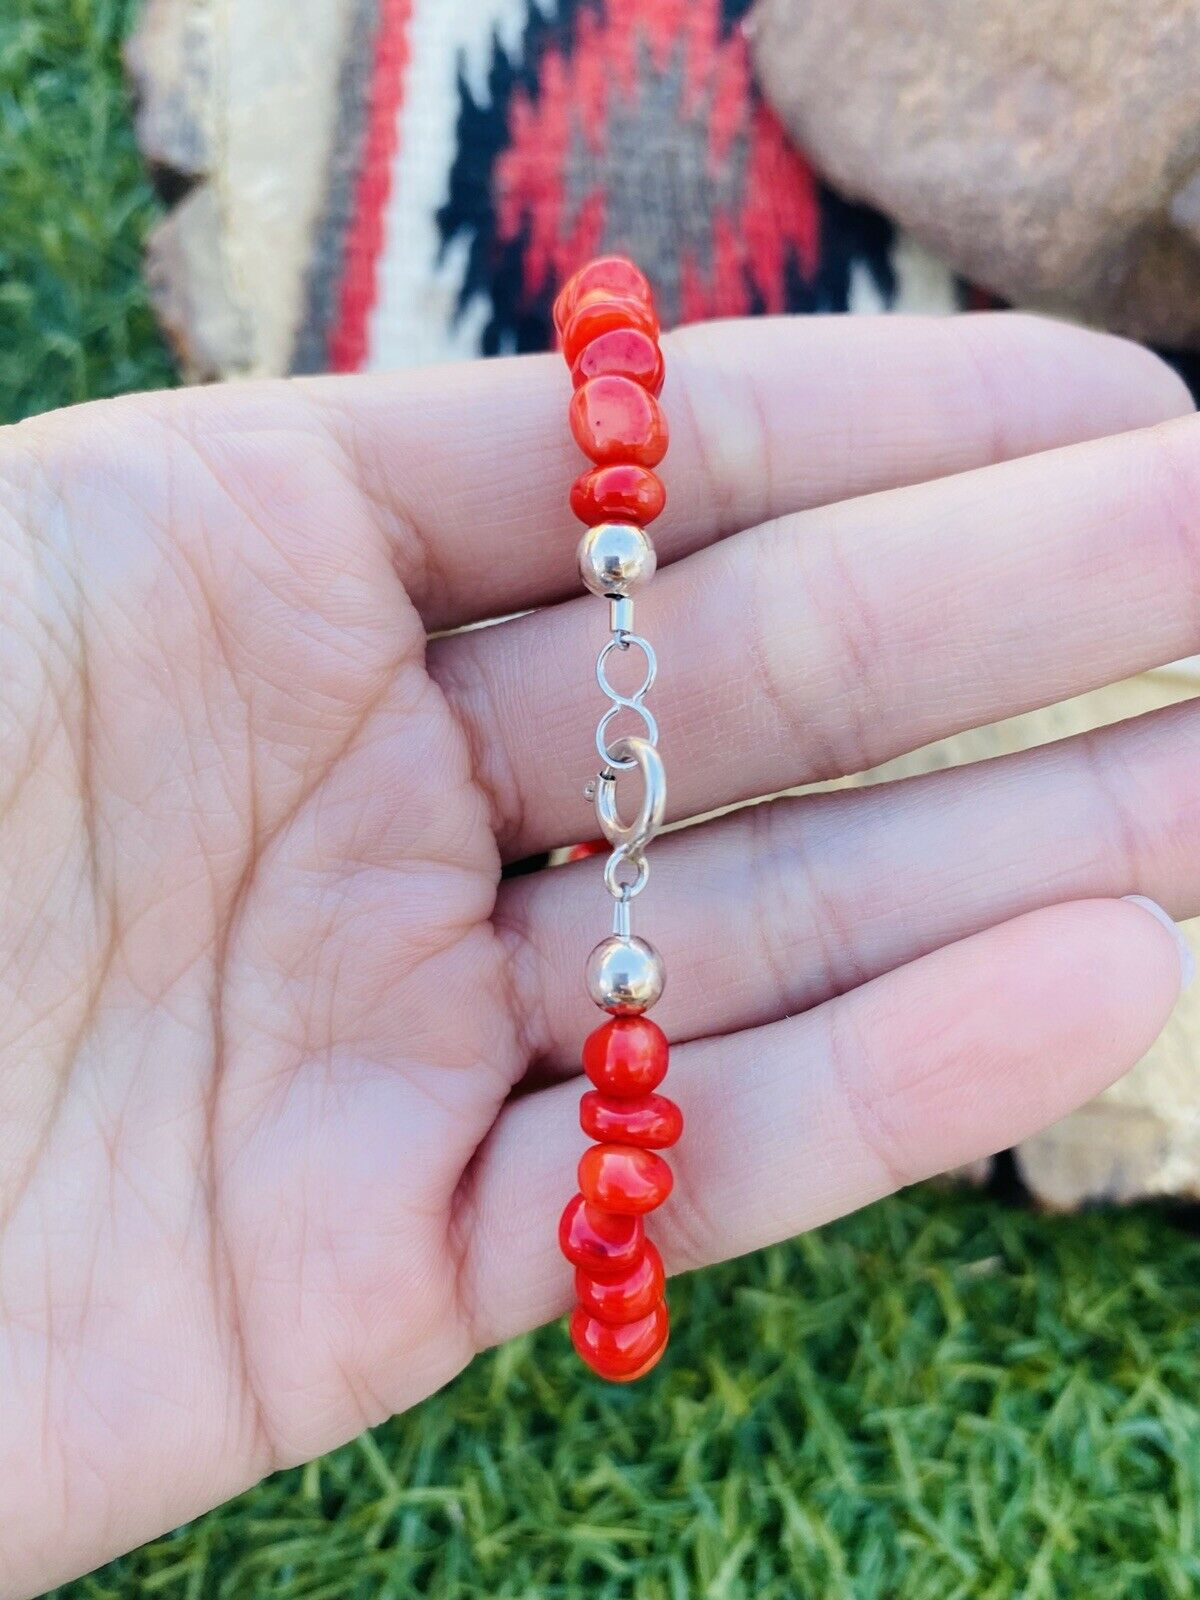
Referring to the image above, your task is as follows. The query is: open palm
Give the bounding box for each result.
[1,314,1196,1595]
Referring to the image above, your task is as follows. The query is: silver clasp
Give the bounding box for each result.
[592,734,666,859]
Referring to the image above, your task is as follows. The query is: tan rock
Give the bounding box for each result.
[751,0,1200,346]
[126,0,354,377]
[828,663,1200,1209]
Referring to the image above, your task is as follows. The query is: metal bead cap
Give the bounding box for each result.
[577,521,657,598]
[585,934,666,1014]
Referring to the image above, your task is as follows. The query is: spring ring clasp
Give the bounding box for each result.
[593,734,666,859]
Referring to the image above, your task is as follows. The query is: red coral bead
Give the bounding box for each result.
[558,1193,645,1277]
[570,463,666,527]
[583,1016,669,1097]
[570,327,665,395]
[552,283,572,337]
[579,1144,673,1215]
[570,1300,669,1381]
[562,294,660,368]
[580,1090,682,1149]
[564,255,653,311]
[568,374,668,468]
[575,1241,665,1324]
[564,838,608,862]
[554,257,653,337]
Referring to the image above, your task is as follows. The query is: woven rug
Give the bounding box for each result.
[127,0,1200,1208]
[128,0,971,377]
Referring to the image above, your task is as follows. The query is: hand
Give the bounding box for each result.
[0,313,1194,1594]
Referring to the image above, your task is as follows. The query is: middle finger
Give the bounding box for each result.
[431,412,1200,859]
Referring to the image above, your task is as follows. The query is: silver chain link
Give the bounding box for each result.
[587,601,666,933]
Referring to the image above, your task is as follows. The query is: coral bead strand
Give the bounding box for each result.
[552,257,678,1381]
[558,1018,682,1380]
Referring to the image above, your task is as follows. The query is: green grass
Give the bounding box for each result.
[0,0,174,423]
[7,4,1200,1596]
[48,1193,1200,1600]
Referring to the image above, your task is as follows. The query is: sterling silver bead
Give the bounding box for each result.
[577,521,657,598]
[585,934,665,1014]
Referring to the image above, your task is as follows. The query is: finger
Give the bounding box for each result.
[460,898,1185,1348]
[497,695,1200,1062]
[433,409,1200,859]
[299,313,1189,627]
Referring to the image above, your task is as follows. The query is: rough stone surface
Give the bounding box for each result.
[832,665,1200,1209]
[751,0,1200,346]
[126,0,352,377]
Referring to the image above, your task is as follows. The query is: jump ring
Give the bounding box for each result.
[596,633,657,707]
[604,850,650,900]
[596,704,659,769]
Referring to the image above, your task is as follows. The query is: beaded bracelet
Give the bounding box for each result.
[552,257,679,1382]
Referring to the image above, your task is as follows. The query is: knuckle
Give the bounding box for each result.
[665,328,772,533]
[824,1006,916,1194]
[661,1145,723,1272]
[749,516,877,780]
[1142,416,1200,619]
[430,641,528,857]
[747,796,868,1015]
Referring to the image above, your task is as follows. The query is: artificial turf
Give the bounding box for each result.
[0,0,174,424]
[5,3,1200,1597]
[43,1192,1200,1599]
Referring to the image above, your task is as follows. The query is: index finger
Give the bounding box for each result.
[299,314,1189,628]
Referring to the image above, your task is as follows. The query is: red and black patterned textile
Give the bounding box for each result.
[292,0,945,376]
[435,0,897,354]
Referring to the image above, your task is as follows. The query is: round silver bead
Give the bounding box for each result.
[577,521,657,598]
[585,934,665,1014]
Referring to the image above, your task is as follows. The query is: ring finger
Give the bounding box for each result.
[494,694,1200,1065]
